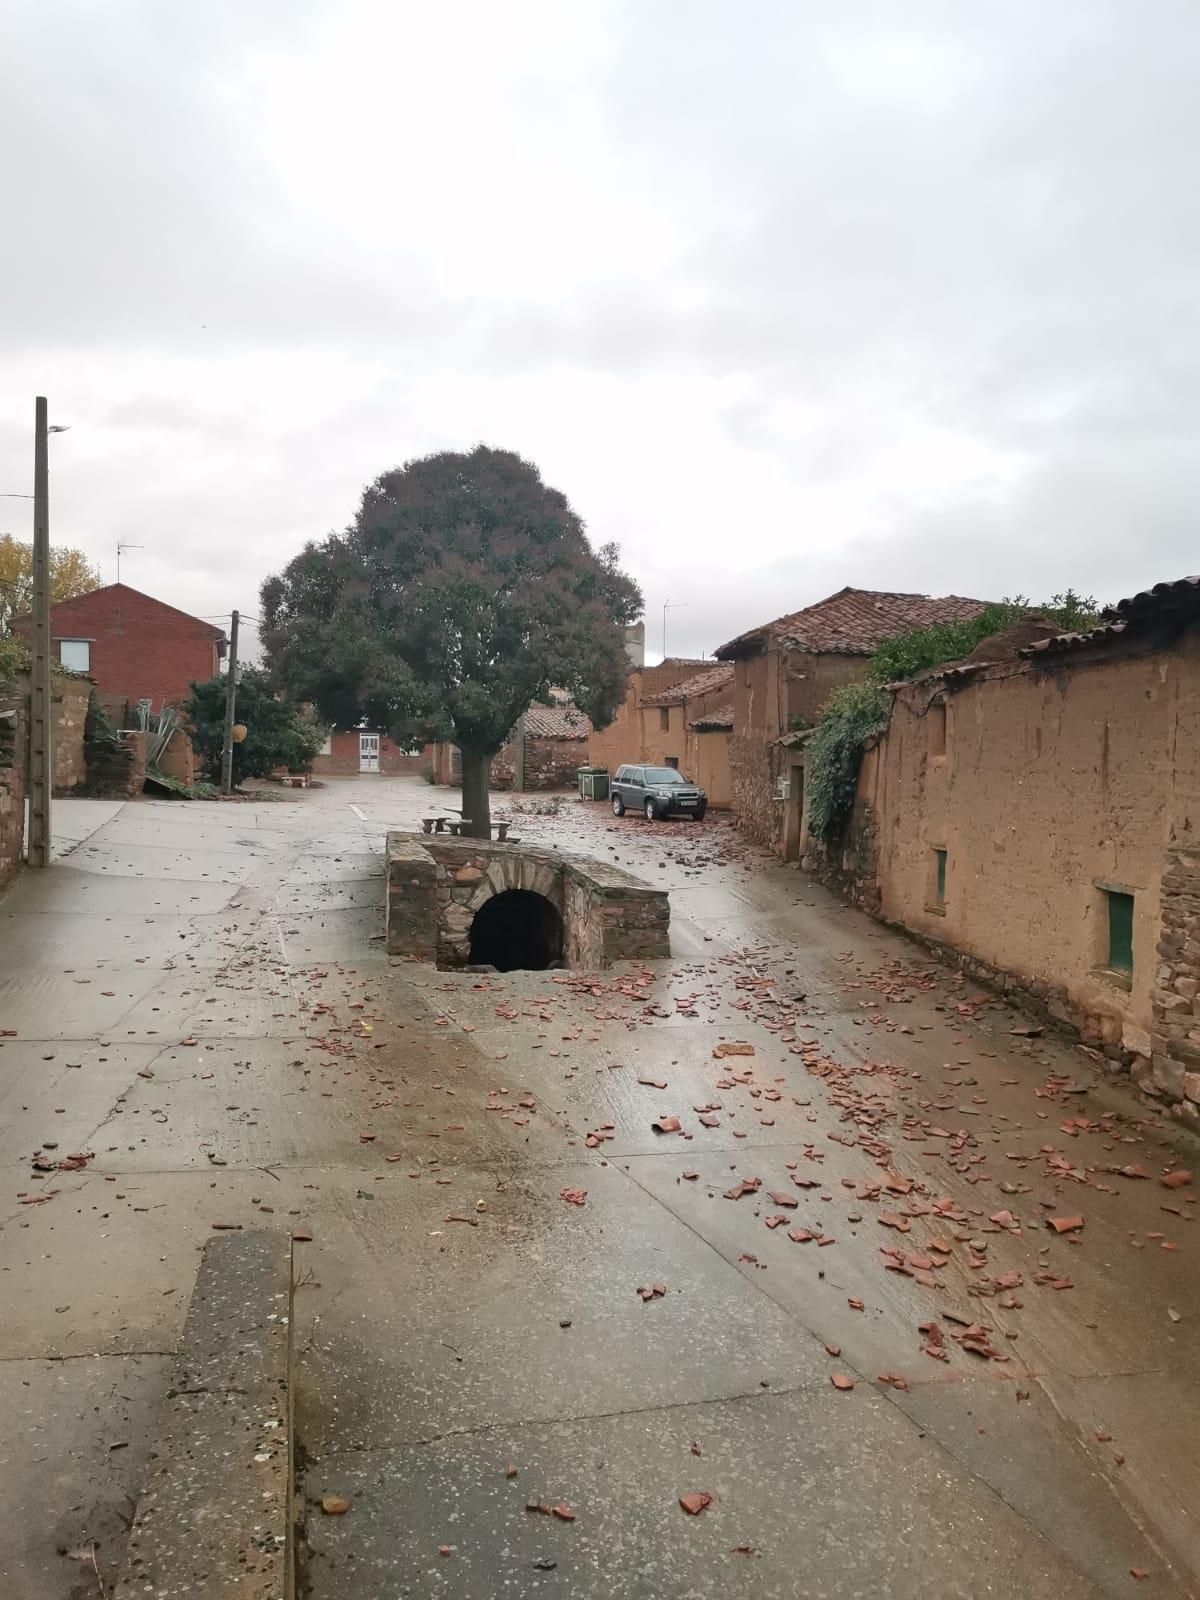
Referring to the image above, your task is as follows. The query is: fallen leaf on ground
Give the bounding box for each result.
[559,1188,588,1207]
[830,1373,855,1391]
[652,1115,682,1134]
[679,1492,714,1515]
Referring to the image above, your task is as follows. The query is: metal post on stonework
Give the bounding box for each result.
[27,398,54,867]
[513,710,526,792]
[220,609,240,794]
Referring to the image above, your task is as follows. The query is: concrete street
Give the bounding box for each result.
[2,777,1198,1599]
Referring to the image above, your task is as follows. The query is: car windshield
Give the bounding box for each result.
[643,768,691,786]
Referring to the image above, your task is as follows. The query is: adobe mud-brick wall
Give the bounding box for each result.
[385,832,670,968]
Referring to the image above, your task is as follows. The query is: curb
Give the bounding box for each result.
[115,1230,294,1599]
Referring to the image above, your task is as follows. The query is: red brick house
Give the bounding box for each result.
[14,583,226,711]
[310,728,431,776]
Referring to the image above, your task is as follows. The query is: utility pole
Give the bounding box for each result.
[220,609,239,794]
[28,398,52,867]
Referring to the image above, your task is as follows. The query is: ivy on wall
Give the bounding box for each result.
[805,591,1099,843]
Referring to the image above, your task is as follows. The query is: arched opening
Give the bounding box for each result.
[469,889,564,972]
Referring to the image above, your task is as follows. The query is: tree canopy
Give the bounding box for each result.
[260,446,642,832]
[0,534,101,632]
[186,668,326,787]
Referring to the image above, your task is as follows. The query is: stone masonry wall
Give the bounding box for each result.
[385,832,670,969]
[52,677,90,793]
[730,734,778,849]
[1150,845,1200,1115]
[384,835,440,963]
[490,736,586,792]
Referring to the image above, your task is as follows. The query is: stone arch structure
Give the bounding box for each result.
[384,832,670,970]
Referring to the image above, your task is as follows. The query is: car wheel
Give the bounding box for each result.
[643,797,658,822]
[694,807,707,821]
[611,792,625,816]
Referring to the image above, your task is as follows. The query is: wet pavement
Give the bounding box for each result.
[1,778,1198,1598]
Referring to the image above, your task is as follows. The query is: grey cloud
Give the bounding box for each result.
[3,0,1199,649]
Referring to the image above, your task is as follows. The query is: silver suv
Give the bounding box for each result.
[611,764,708,821]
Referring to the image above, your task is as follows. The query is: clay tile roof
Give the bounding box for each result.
[688,701,734,731]
[716,587,989,660]
[521,703,592,739]
[640,663,734,707]
[1021,574,1200,658]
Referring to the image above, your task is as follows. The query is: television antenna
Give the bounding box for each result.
[116,541,143,582]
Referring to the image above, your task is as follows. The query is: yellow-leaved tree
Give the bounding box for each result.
[0,534,101,632]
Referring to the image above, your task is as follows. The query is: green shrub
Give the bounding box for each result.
[0,634,30,682]
[420,762,436,785]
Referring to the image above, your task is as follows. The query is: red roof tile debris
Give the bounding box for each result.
[716,588,989,660]
[640,663,734,707]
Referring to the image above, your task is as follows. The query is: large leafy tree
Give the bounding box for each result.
[261,446,642,834]
[0,534,101,631]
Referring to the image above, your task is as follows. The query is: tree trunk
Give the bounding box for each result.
[460,746,492,838]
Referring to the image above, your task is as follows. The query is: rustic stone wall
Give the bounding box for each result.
[730,734,779,848]
[384,835,440,963]
[385,832,670,969]
[1150,845,1200,1113]
[491,736,586,791]
[0,701,24,891]
[52,678,89,793]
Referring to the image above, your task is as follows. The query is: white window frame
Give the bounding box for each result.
[58,639,91,672]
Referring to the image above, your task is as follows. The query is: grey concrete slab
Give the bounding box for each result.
[0,1038,164,1165]
[0,910,208,971]
[889,1375,1189,1598]
[89,1030,569,1173]
[65,840,263,883]
[0,1353,171,1600]
[279,906,387,964]
[286,878,392,912]
[617,1145,1005,1383]
[301,1384,1104,1600]
[294,1160,829,1454]
[1040,1371,1200,1583]
[0,966,165,1039]
[0,867,236,916]
[0,1167,302,1358]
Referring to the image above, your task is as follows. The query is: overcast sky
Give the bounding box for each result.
[2,1,1198,663]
